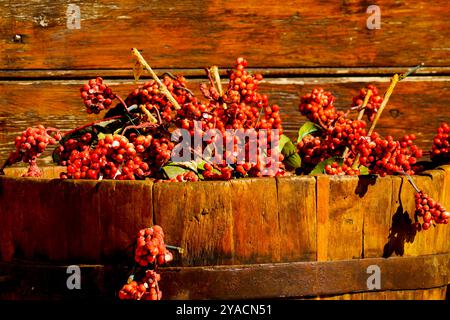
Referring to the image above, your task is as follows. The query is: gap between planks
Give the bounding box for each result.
[0,67,450,80]
[1,76,450,87]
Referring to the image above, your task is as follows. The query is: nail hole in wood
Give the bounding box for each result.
[12,34,24,43]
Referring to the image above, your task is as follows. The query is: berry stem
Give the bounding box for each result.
[115,94,141,132]
[131,48,181,110]
[166,244,184,254]
[351,64,423,171]
[357,89,373,121]
[63,115,123,136]
[210,66,224,97]
[367,63,423,137]
[122,122,158,136]
[139,105,159,124]
[349,89,373,168]
[398,170,421,193]
[115,94,133,116]
[366,74,399,137]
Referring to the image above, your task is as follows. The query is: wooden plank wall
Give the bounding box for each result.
[0,0,449,165]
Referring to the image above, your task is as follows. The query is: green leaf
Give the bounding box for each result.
[165,161,198,172]
[52,147,62,164]
[297,121,319,143]
[93,118,123,133]
[310,157,343,175]
[279,135,301,169]
[284,153,302,169]
[162,165,190,179]
[197,160,221,175]
[359,165,370,175]
[278,134,291,152]
[97,132,106,141]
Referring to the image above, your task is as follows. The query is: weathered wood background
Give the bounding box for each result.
[0,0,449,164]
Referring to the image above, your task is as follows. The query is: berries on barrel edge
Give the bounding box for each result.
[431,122,450,163]
[414,191,449,231]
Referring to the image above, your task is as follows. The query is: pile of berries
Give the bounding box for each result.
[80,77,116,114]
[10,126,60,164]
[54,132,94,165]
[299,88,341,128]
[118,270,162,300]
[60,58,286,181]
[119,225,172,300]
[297,87,423,176]
[431,122,450,163]
[414,191,449,230]
[6,125,61,177]
[134,226,173,267]
[351,84,383,122]
[125,75,194,123]
[325,161,360,176]
[358,133,422,177]
[60,134,149,180]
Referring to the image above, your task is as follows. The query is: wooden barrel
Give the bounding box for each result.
[0,166,449,300]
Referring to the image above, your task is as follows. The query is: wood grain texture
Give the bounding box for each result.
[230,178,281,264]
[315,175,330,261]
[0,176,153,263]
[1,166,450,266]
[361,175,394,258]
[2,77,449,167]
[327,176,364,260]
[316,175,367,261]
[276,175,316,262]
[152,180,234,267]
[2,254,448,300]
[0,1,449,69]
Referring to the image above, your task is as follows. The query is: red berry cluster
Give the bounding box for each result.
[54,132,94,165]
[61,134,150,180]
[118,270,162,300]
[297,93,368,172]
[80,77,116,114]
[10,126,60,164]
[173,57,285,179]
[431,122,450,163]
[296,135,323,168]
[352,84,383,122]
[358,133,422,176]
[207,58,284,177]
[6,58,286,182]
[7,126,61,177]
[134,225,173,267]
[299,88,341,128]
[414,192,450,230]
[126,75,194,122]
[158,171,200,183]
[325,161,360,176]
[119,225,173,301]
[297,87,423,176]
